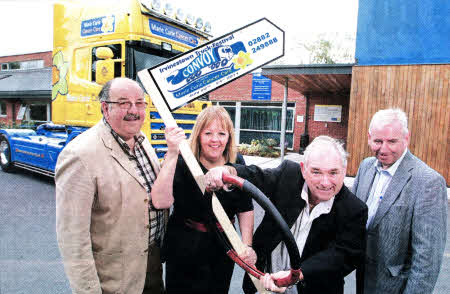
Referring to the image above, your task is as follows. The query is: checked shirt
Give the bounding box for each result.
[105,119,165,246]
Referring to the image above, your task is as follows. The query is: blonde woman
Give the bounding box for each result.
[152,106,255,294]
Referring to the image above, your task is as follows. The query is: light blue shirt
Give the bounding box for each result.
[365,149,408,228]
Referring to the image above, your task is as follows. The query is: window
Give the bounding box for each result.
[215,101,295,149]
[0,60,44,71]
[240,105,295,148]
[20,60,44,70]
[127,43,179,80]
[241,107,294,132]
[24,103,50,122]
[92,44,122,82]
[0,102,6,116]
[9,62,20,70]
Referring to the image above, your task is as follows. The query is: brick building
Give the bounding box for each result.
[210,64,352,153]
[0,51,52,126]
[0,51,352,154]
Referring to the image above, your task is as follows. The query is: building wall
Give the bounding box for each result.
[0,101,48,126]
[211,74,305,151]
[0,51,52,67]
[356,0,449,65]
[210,74,350,152]
[347,64,449,183]
[0,52,52,126]
[0,102,21,125]
[353,0,449,184]
[306,93,350,144]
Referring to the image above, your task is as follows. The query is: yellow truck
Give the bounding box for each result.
[0,0,211,175]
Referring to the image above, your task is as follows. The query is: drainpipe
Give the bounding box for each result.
[280,78,288,160]
[12,99,17,126]
[299,92,310,154]
[235,101,241,144]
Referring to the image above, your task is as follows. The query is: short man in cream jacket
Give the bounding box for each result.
[56,78,185,294]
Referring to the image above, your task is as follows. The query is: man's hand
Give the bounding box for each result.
[261,269,304,292]
[239,246,257,266]
[164,126,185,157]
[204,166,236,192]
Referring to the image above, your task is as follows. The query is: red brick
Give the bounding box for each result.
[210,74,350,152]
[0,51,52,67]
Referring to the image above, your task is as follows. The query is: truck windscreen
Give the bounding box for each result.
[130,46,179,89]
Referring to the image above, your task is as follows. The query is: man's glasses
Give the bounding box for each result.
[104,101,148,110]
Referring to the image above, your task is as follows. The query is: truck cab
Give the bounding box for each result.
[0,0,212,176]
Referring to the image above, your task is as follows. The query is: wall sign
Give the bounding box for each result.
[314,105,342,122]
[251,73,272,100]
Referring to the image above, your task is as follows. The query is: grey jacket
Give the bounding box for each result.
[352,151,447,294]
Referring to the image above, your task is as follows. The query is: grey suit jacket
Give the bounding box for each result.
[352,151,447,294]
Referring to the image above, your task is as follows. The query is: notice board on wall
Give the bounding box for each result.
[313,105,342,122]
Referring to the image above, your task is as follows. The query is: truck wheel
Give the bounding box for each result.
[0,136,14,172]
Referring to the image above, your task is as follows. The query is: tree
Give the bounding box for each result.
[303,32,355,64]
[304,39,335,64]
[269,32,355,65]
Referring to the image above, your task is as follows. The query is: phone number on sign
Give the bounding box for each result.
[247,33,278,53]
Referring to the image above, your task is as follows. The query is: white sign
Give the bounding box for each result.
[17,104,27,120]
[143,18,284,111]
[296,115,304,123]
[314,105,342,122]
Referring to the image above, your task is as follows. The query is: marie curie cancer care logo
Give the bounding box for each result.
[52,51,68,101]
[159,35,253,99]
[81,15,115,37]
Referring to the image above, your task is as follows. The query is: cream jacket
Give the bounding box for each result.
[56,120,167,294]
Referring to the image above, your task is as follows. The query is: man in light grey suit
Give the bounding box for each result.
[352,108,447,294]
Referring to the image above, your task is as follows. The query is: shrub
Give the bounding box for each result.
[0,120,14,129]
[238,138,281,158]
[0,120,38,130]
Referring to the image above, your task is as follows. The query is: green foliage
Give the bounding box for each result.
[301,33,355,64]
[0,120,37,129]
[304,39,335,64]
[18,120,39,129]
[238,138,281,158]
[0,120,14,129]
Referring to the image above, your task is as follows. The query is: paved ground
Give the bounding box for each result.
[0,154,448,293]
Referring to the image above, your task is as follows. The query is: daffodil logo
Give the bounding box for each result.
[232,51,253,70]
[52,51,68,101]
[101,16,115,33]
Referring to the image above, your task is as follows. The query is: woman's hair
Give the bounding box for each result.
[189,106,237,163]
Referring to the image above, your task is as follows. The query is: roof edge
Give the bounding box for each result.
[262,63,354,75]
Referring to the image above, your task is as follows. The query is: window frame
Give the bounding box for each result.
[91,43,124,82]
[214,101,296,149]
[24,103,50,122]
[0,60,44,71]
[0,102,7,117]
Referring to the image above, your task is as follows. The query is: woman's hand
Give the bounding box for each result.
[260,271,289,293]
[164,126,185,157]
[204,166,236,192]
